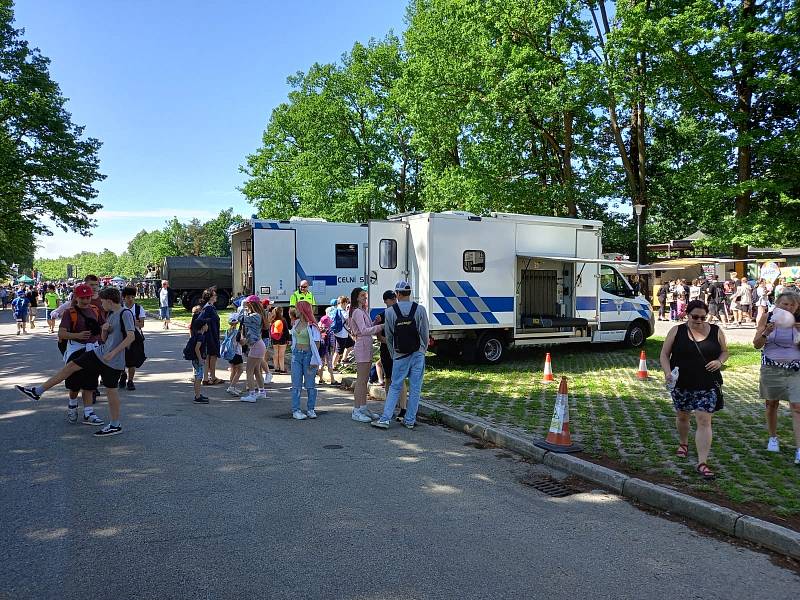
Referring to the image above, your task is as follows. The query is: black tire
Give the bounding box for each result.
[180,293,192,312]
[476,332,505,364]
[625,319,648,348]
[183,292,202,312]
[214,289,230,310]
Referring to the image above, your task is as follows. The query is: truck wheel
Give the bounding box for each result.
[476,333,505,364]
[180,293,193,312]
[214,290,230,310]
[184,292,202,312]
[625,320,647,348]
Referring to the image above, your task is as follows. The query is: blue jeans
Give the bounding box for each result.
[291,349,317,412]
[381,351,425,424]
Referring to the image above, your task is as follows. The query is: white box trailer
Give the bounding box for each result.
[231,217,368,307]
[368,211,654,363]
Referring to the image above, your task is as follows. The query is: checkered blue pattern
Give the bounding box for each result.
[432,281,513,326]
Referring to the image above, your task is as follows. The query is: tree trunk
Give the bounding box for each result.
[733,0,755,259]
[563,110,577,217]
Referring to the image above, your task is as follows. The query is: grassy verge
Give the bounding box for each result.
[138,298,236,324]
[424,337,800,522]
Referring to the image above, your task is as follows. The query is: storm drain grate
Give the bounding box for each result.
[520,475,579,498]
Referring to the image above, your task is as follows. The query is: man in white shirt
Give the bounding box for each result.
[159,280,171,330]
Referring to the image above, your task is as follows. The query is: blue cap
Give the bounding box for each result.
[394,280,412,292]
[330,298,337,305]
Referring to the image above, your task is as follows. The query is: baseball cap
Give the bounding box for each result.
[383,290,397,301]
[330,297,337,305]
[228,313,240,324]
[394,280,411,292]
[261,297,272,307]
[245,294,260,303]
[73,284,93,298]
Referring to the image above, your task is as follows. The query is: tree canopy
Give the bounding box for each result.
[241,0,800,259]
[0,0,104,274]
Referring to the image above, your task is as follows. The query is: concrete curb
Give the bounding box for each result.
[417,399,800,560]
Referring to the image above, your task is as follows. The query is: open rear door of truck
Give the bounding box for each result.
[367,220,408,319]
[253,226,296,303]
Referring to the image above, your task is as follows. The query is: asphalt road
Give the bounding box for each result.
[0,307,797,599]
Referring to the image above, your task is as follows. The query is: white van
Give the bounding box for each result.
[231,217,368,306]
[368,211,654,363]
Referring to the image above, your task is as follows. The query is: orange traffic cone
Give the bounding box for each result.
[637,350,649,380]
[534,377,583,453]
[542,352,554,383]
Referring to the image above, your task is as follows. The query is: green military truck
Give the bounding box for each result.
[161,256,232,311]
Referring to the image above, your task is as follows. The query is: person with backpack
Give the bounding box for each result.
[706,275,725,326]
[240,296,268,403]
[331,295,353,371]
[222,313,244,396]
[316,315,336,385]
[12,290,30,335]
[26,287,38,329]
[371,281,429,430]
[346,287,383,423]
[374,290,408,421]
[16,287,136,438]
[57,284,104,425]
[270,306,290,374]
[119,287,146,391]
[184,317,209,404]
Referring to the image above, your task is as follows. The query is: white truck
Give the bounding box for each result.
[231,217,368,307]
[367,211,654,363]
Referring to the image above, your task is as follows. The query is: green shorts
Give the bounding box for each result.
[759,365,800,404]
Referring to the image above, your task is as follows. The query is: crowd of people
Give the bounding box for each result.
[656,273,799,327]
[182,280,429,429]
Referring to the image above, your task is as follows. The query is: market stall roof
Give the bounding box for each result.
[516,252,638,266]
[647,230,709,252]
[16,275,34,283]
[635,257,720,272]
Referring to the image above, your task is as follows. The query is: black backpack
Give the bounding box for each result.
[392,302,420,357]
[121,307,147,368]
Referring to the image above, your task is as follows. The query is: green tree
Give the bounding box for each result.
[201,208,245,256]
[0,1,104,258]
[241,35,422,222]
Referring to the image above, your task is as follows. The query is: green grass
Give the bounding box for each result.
[138,298,236,324]
[424,337,799,519]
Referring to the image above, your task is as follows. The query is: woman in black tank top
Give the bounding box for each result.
[660,300,729,480]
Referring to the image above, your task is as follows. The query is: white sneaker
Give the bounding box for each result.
[292,410,307,420]
[257,389,267,398]
[264,372,273,384]
[240,393,257,403]
[795,449,800,465]
[306,409,317,419]
[226,386,241,396]
[767,437,780,453]
[66,407,78,424]
[351,408,372,423]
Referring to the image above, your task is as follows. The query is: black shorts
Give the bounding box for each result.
[73,350,123,389]
[229,354,243,365]
[379,345,393,379]
[335,336,354,353]
[64,348,100,392]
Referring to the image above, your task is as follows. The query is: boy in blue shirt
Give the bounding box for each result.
[12,290,30,335]
[184,318,209,404]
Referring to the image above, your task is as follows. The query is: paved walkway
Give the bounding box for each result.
[653,318,759,344]
[0,307,797,599]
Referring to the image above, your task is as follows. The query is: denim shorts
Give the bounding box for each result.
[191,359,204,380]
[160,306,171,319]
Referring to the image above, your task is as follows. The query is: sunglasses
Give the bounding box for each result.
[688,313,707,321]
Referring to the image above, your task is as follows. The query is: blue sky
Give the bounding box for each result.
[17,1,407,258]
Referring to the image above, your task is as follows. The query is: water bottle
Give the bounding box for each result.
[665,366,679,392]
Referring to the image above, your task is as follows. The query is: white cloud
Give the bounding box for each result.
[35,231,129,259]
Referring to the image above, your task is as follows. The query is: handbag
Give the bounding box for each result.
[686,325,724,411]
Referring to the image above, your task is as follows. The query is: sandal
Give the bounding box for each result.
[696,462,715,480]
[209,378,225,385]
[676,443,689,459]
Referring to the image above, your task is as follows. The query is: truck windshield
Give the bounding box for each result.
[600,265,633,297]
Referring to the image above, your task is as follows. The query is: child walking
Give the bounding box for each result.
[224,314,244,396]
[185,318,209,404]
[317,315,335,384]
[12,290,29,335]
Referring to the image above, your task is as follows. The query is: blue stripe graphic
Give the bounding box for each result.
[576,296,596,311]
[434,313,453,326]
[434,297,456,313]
[483,297,514,312]
[434,281,456,297]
